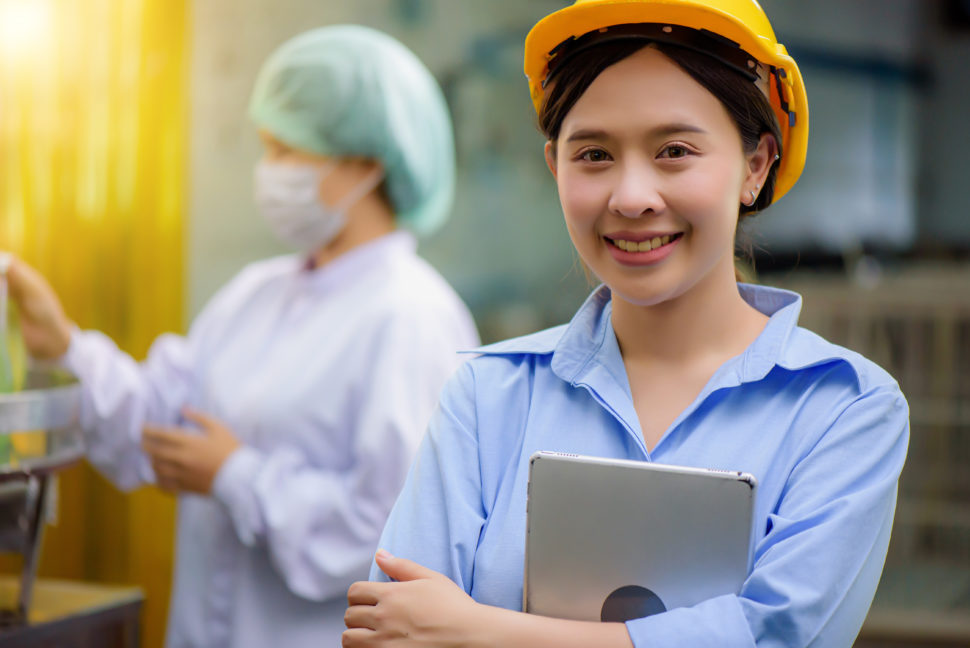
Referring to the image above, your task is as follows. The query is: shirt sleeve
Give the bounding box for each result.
[625,384,910,648]
[58,266,250,491]
[368,360,485,590]
[61,327,198,491]
[210,307,479,602]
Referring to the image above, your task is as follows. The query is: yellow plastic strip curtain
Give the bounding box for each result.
[0,1,186,646]
[0,0,185,355]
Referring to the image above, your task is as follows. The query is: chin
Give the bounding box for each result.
[607,279,687,309]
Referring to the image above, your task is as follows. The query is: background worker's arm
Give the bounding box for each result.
[4,253,211,490]
[4,255,72,360]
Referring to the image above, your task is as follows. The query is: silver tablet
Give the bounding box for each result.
[524,451,756,623]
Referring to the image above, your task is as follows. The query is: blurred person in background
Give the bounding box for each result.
[4,24,477,648]
[343,1,908,647]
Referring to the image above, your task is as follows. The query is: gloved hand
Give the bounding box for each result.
[0,253,73,360]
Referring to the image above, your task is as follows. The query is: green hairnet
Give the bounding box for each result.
[249,25,455,237]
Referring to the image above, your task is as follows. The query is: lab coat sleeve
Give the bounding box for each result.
[368,360,484,590]
[58,267,248,492]
[625,384,909,648]
[61,327,198,491]
[209,307,477,602]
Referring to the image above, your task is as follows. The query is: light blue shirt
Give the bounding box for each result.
[372,283,909,648]
[62,231,479,648]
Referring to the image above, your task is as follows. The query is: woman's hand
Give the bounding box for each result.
[344,551,636,648]
[1,254,73,360]
[343,550,488,648]
[141,407,242,494]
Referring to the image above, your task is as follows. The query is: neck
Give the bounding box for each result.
[610,258,767,367]
[311,192,396,268]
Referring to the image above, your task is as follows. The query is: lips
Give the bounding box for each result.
[604,232,683,266]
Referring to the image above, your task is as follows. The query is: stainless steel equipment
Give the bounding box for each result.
[0,368,83,626]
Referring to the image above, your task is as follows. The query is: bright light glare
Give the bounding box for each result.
[0,0,53,60]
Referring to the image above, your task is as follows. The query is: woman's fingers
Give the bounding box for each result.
[181,407,221,430]
[4,255,37,302]
[6,256,56,316]
[4,257,73,360]
[141,427,186,462]
[375,550,439,582]
[143,426,190,491]
[341,627,378,648]
[151,459,181,491]
[346,581,385,606]
[343,604,379,630]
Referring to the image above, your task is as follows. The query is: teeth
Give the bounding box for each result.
[612,235,675,252]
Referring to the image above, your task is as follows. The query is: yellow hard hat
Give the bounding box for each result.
[524,0,808,203]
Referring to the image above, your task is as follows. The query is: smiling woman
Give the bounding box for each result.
[346,2,909,648]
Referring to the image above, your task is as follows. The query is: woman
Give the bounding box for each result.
[5,25,477,648]
[343,2,908,647]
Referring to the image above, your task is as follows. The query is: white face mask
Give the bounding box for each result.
[253,160,384,253]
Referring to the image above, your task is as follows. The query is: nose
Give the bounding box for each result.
[607,160,665,219]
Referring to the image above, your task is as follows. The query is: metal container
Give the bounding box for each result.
[0,367,83,625]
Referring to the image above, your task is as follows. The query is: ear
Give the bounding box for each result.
[544,140,558,181]
[741,133,778,204]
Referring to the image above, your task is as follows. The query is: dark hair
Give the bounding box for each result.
[538,39,782,218]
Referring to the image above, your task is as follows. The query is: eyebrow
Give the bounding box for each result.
[564,123,708,143]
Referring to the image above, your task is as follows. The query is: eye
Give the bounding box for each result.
[659,144,691,159]
[578,148,611,163]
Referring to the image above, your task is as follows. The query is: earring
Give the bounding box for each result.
[774,154,780,162]
[744,190,757,207]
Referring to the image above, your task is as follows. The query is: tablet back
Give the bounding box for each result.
[524,451,756,622]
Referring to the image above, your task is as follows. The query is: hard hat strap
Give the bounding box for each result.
[772,66,797,128]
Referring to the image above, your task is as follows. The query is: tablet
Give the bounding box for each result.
[523,451,756,623]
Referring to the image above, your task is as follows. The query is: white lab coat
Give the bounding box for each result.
[60,231,479,648]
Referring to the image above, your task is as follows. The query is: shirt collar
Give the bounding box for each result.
[551,282,808,385]
[292,230,417,292]
[735,283,802,383]
[476,283,861,390]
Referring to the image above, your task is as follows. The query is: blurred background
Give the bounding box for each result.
[0,0,967,646]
